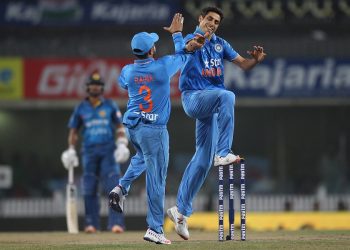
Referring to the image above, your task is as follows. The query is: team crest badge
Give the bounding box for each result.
[99,110,106,117]
[214,43,223,53]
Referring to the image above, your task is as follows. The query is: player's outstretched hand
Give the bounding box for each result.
[163,13,184,34]
[185,32,210,52]
[247,45,266,62]
[195,32,210,44]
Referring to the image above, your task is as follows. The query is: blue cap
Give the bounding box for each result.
[131,32,159,55]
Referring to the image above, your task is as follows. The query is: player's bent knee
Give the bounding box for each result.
[219,91,235,105]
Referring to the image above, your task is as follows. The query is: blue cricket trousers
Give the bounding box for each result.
[177,89,235,216]
[119,124,169,234]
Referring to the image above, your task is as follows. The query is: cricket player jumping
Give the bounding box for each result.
[167,6,266,240]
[109,14,204,244]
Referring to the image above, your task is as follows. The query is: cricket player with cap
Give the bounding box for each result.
[108,13,204,244]
[166,6,266,240]
[61,72,130,233]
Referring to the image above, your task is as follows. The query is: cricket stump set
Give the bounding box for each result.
[218,159,246,241]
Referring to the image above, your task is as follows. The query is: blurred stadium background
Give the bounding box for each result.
[0,0,349,232]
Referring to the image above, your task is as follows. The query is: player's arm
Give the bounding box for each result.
[164,13,187,53]
[61,128,79,169]
[164,12,205,54]
[118,67,128,90]
[232,46,266,71]
[68,128,79,149]
[61,108,81,169]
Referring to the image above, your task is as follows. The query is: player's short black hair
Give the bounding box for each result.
[134,51,149,59]
[200,6,224,22]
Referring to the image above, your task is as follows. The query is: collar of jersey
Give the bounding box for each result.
[85,97,105,107]
[134,58,155,64]
[194,26,217,42]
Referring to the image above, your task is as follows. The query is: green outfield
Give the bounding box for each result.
[0,230,349,249]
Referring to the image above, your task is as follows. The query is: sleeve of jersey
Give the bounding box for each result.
[118,67,128,90]
[162,54,188,77]
[173,33,195,54]
[222,38,240,61]
[172,32,186,54]
[68,106,81,129]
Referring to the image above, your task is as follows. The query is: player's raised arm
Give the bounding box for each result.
[164,13,206,54]
[232,45,267,71]
[163,12,184,34]
[164,13,186,53]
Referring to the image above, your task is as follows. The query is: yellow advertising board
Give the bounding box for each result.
[164,212,350,232]
[0,57,23,100]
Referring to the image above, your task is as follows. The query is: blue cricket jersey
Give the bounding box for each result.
[118,33,187,127]
[179,27,240,91]
[68,98,122,147]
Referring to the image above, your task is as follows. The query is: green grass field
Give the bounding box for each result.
[0,230,349,249]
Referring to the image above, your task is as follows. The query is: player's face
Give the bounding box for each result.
[87,84,103,97]
[198,12,221,35]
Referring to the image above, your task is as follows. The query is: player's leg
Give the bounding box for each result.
[81,147,100,232]
[182,89,239,165]
[182,89,235,157]
[109,153,146,214]
[213,90,241,165]
[100,145,125,233]
[119,153,146,193]
[168,115,218,240]
[177,114,218,216]
[118,127,147,193]
[109,128,147,213]
[215,89,235,156]
[137,125,170,237]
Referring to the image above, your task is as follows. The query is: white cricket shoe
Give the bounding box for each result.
[167,206,189,240]
[214,153,241,167]
[109,185,125,213]
[143,228,171,245]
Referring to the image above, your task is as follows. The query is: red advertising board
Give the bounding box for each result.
[24,58,181,100]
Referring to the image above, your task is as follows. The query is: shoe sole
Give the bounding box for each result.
[143,236,170,245]
[143,236,161,244]
[167,208,189,240]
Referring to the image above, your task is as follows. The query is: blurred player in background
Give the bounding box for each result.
[167,6,266,240]
[61,72,130,233]
[108,13,204,244]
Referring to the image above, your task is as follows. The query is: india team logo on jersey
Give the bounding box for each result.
[214,43,223,53]
[99,110,106,117]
